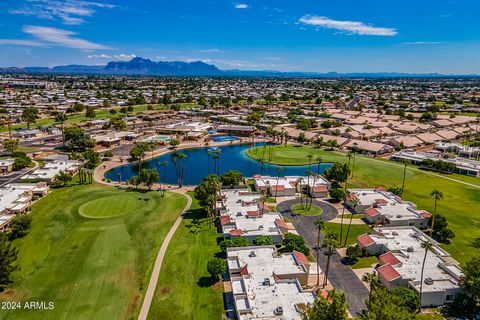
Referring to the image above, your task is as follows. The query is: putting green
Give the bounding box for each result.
[291,203,323,216]
[78,195,143,219]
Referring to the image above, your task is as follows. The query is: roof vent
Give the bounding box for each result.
[249,251,256,257]
[273,306,284,315]
[407,246,414,252]
[425,278,434,285]
[263,278,271,286]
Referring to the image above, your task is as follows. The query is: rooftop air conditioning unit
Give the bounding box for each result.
[273,307,284,315]
[263,278,271,286]
[425,278,434,285]
[393,231,399,236]
[407,246,414,252]
[249,251,256,257]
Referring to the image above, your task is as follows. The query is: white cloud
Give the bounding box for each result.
[403,41,445,45]
[196,48,221,53]
[23,25,110,50]
[0,39,44,47]
[10,0,116,25]
[234,4,249,9]
[87,53,136,60]
[299,15,397,36]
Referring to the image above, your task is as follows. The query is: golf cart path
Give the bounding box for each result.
[138,191,192,320]
[334,151,480,189]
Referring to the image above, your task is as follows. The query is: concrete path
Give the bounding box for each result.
[328,217,367,225]
[137,191,192,320]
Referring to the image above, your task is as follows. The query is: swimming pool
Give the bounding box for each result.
[105,143,333,186]
[211,135,240,142]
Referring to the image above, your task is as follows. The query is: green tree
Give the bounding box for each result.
[0,237,19,291]
[392,287,420,313]
[419,241,433,312]
[314,218,325,286]
[21,107,38,129]
[220,237,249,252]
[429,189,443,238]
[323,230,338,287]
[220,170,243,188]
[458,256,480,317]
[139,168,160,190]
[255,235,273,246]
[4,139,19,153]
[282,233,310,256]
[329,188,346,203]
[194,174,221,222]
[169,139,180,148]
[130,175,140,189]
[8,215,32,240]
[207,258,226,281]
[64,126,95,152]
[54,170,72,186]
[54,112,68,147]
[358,286,416,320]
[302,289,349,320]
[85,106,96,119]
[83,149,100,169]
[362,272,381,303]
[323,163,350,189]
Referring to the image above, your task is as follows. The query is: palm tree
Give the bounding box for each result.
[308,173,319,210]
[156,161,168,188]
[307,153,313,172]
[314,218,325,286]
[55,112,68,147]
[274,167,284,201]
[350,145,358,178]
[339,193,348,245]
[323,230,339,288]
[213,149,221,175]
[305,169,313,209]
[419,241,433,313]
[344,198,360,247]
[206,149,212,174]
[401,159,410,196]
[429,189,443,237]
[362,272,381,304]
[316,156,323,175]
[178,153,188,187]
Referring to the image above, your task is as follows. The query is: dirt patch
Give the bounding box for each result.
[157,286,171,296]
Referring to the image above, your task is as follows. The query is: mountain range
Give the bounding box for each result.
[0,57,478,78]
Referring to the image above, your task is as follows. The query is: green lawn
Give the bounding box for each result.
[291,203,323,216]
[147,192,224,320]
[325,222,372,248]
[0,182,186,320]
[351,256,379,269]
[247,145,480,264]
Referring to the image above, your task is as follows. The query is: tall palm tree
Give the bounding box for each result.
[429,189,443,237]
[274,167,284,201]
[55,112,68,147]
[178,153,188,187]
[314,218,325,286]
[419,241,433,313]
[316,156,323,175]
[401,159,410,196]
[351,146,357,179]
[339,193,348,245]
[206,149,212,174]
[305,169,313,209]
[307,153,313,172]
[156,161,168,188]
[344,198,360,247]
[213,149,221,175]
[308,173,318,210]
[362,272,381,304]
[323,230,339,288]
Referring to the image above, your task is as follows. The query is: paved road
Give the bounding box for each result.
[137,192,192,320]
[279,199,369,316]
[0,162,39,187]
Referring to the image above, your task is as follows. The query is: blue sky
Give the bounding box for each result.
[1,0,480,73]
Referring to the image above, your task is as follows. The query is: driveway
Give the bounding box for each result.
[278,198,369,316]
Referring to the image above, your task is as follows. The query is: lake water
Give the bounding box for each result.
[105,143,333,186]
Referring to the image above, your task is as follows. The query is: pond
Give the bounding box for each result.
[105,143,333,186]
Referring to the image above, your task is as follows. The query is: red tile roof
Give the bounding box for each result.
[375,186,386,191]
[229,229,244,236]
[313,185,328,193]
[374,198,388,205]
[377,264,401,282]
[365,207,380,217]
[220,216,231,225]
[275,218,288,229]
[379,252,402,266]
[293,251,311,266]
[247,210,260,217]
[420,211,432,219]
[358,234,375,247]
[239,265,249,276]
[271,185,286,191]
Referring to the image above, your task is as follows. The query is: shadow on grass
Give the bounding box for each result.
[197,276,218,288]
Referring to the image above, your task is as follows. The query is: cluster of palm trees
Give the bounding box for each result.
[171,150,188,187]
[206,148,221,175]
